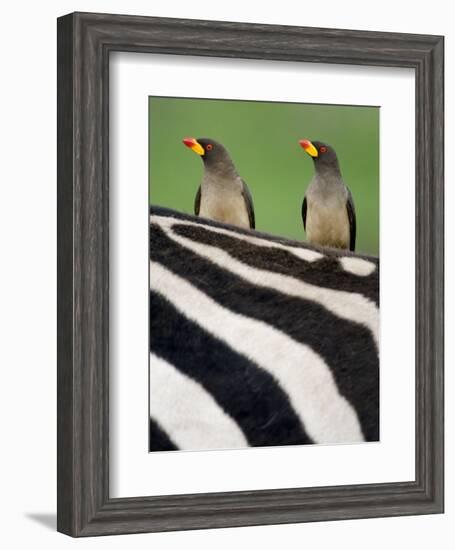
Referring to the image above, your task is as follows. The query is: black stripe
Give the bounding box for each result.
[149,418,178,452]
[150,224,379,442]
[150,291,313,448]
[173,223,379,306]
[150,205,379,263]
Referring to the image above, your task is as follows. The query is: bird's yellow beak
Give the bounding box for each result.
[299,139,319,158]
[183,137,205,156]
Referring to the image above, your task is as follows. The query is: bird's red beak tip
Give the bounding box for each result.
[299,139,311,149]
[183,137,195,148]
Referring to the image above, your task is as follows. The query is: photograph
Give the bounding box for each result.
[148,97,380,452]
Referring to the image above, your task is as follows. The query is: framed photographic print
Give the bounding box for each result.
[57,12,444,536]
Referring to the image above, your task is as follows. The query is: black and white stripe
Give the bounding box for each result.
[149,206,379,451]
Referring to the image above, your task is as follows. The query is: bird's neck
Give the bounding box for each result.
[315,161,342,180]
[204,160,240,182]
[312,168,344,198]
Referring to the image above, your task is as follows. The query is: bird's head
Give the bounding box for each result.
[183,137,235,173]
[299,139,340,173]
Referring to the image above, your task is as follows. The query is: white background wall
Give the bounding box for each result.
[0,1,451,547]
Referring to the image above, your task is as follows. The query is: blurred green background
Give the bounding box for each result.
[149,97,379,256]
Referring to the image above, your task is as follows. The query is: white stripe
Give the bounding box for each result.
[157,220,379,348]
[151,214,324,263]
[150,354,248,451]
[150,262,364,444]
[340,256,377,277]
[152,214,377,277]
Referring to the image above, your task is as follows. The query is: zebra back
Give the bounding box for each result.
[149,206,379,452]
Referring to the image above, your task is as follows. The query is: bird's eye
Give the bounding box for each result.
[206,144,213,151]
[320,146,327,153]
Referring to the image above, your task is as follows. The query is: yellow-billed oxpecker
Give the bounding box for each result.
[183,137,255,230]
[299,139,356,251]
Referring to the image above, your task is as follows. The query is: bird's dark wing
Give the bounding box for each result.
[301,197,307,231]
[346,190,356,252]
[194,185,201,216]
[241,180,255,229]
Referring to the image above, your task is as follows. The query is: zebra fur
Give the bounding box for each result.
[149,206,379,452]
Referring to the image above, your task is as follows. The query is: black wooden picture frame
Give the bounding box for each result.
[57,12,444,537]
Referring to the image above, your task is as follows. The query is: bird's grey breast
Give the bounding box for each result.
[199,174,250,228]
[305,176,350,249]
